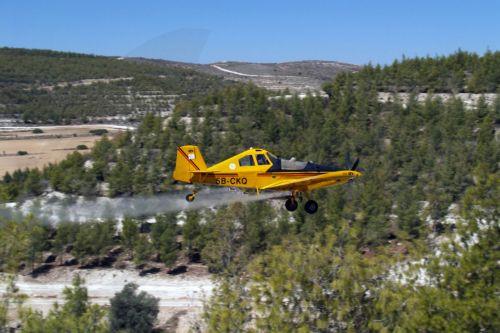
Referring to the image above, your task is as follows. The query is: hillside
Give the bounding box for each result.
[0,48,359,124]
[129,57,360,92]
[323,50,500,93]
[1,51,499,332]
[0,48,226,124]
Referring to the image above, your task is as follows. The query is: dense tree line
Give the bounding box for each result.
[0,202,282,275]
[1,79,498,237]
[323,50,499,93]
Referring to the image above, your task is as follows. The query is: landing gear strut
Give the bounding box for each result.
[185,190,198,202]
[285,197,298,211]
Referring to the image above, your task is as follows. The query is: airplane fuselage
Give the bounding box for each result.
[173,145,362,213]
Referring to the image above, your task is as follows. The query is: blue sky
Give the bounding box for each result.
[1,1,498,64]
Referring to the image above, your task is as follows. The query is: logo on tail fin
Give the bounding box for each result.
[177,147,200,170]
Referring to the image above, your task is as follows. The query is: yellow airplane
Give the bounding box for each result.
[173,145,362,214]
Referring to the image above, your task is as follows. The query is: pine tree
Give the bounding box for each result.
[133,235,153,265]
[109,283,159,333]
[182,211,204,262]
[121,217,139,250]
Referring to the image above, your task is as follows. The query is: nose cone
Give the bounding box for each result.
[352,171,362,178]
[347,171,362,182]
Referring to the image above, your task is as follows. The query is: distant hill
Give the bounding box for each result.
[128,58,360,92]
[0,48,358,124]
[0,48,226,124]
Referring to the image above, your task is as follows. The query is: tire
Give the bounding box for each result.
[186,194,195,202]
[285,198,298,211]
[304,200,318,214]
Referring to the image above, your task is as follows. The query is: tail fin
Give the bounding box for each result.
[173,145,208,183]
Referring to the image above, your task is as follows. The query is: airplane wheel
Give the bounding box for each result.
[186,194,195,202]
[285,198,298,212]
[304,200,318,214]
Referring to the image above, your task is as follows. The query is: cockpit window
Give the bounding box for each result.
[256,154,270,165]
[239,155,255,166]
[267,153,278,163]
[281,158,308,170]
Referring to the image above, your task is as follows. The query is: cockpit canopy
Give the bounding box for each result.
[235,150,343,172]
[238,153,271,167]
[266,152,342,172]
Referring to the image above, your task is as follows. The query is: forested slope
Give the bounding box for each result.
[0,51,499,331]
[0,48,226,123]
[323,50,499,93]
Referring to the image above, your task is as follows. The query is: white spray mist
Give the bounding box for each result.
[0,188,286,224]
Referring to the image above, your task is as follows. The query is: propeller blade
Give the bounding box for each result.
[351,158,359,171]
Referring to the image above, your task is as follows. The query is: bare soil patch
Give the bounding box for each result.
[0,125,128,176]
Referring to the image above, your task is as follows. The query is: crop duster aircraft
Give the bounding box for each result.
[173,145,362,214]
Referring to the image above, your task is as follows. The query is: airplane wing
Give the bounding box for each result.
[260,171,356,191]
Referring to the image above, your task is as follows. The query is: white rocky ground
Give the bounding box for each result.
[377,92,497,108]
[0,124,135,132]
[1,267,213,332]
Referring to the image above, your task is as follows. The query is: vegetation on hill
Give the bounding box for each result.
[0,47,219,85]
[2,79,497,222]
[205,176,499,331]
[323,50,500,93]
[0,47,226,123]
[0,51,499,331]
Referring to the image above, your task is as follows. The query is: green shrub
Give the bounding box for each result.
[109,283,159,333]
[76,144,88,150]
[73,220,116,257]
[32,128,43,134]
[89,129,108,136]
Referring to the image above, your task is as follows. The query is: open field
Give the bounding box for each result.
[0,125,130,176]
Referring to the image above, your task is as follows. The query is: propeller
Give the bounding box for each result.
[344,152,363,172]
[351,158,360,171]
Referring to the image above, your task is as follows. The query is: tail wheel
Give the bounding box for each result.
[304,200,318,214]
[186,194,196,202]
[285,198,298,212]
